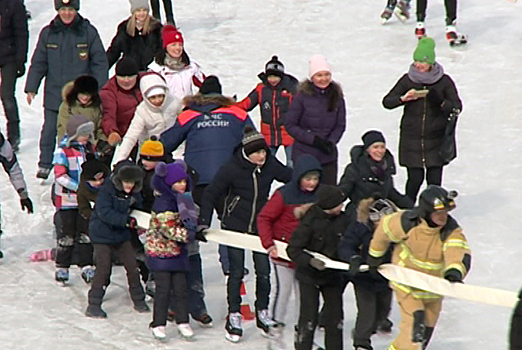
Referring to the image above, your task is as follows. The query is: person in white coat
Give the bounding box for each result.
[149,25,204,101]
[112,72,181,166]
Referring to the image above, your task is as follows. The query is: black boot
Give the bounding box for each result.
[130,285,150,312]
[86,288,107,318]
[423,327,434,349]
[412,310,426,343]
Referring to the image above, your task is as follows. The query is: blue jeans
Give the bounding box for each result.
[39,108,59,169]
[270,145,293,168]
[187,253,208,318]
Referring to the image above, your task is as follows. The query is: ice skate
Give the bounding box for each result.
[151,326,167,341]
[225,312,243,343]
[257,309,278,338]
[177,323,194,339]
[446,22,467,47]
[55,268,69,285]
[81,265,95,284]
[380,6,394,24]
[415,22,426,39]
[394,0,411,22]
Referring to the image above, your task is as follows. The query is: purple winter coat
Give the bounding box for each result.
[285,80,346,165]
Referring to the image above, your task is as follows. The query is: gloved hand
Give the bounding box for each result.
[444,268,463,283]
[309,257,326,271]
[95,140,112,157]
[313,136,334,155]
[348,255,363,276]
[367,255,382,275]
[195,224,209,242]
[20,198,34,214]
[108,132,122,146]
[16,62,26,78]
[127,217,138,230]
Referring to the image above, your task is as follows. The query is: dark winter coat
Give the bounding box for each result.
[89,164,143,245]
[24,14,108,111]
[0,0,28,65]
[100,74,144,137]
[287,205,350,285]
[106,18,163,71]
[338,145,413,221]
[337,198,392,292]
[160,94,255,185]
[199,147,292,234]
[237,72,298,147]
[140,167,155,213]
[284,80,346,165]
[257,154,322,265]
[382,73,462,168]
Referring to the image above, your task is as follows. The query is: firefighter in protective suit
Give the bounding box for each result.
[368,185,471,350]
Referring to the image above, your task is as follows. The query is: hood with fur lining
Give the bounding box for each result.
[111,160,145,193]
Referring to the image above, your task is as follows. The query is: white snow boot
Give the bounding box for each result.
[177,323,194,339]
[151,326,167,340]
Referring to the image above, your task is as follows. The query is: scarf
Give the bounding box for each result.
[408,62,445,85]
[366,155,388,181]
[164,55,186,71]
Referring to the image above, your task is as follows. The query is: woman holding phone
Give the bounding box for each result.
[382,37,462,202]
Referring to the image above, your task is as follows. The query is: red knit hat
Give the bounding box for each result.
[162,25,184,49]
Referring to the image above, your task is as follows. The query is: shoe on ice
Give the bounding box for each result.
[55,268,69,283]
[256,309,277,337]
[445,22,467,46]
[225,312,243,342]
[377,318,393,333]
[177,323,194,339]
[36,167,51,180]
[415,22,426,39]
[193,313,213,327]
[85,304,107,318]
[81,265,95,284]
[134,300,150,313]
[380,6,394,23]
[394,0,410,21]
[151,326,167,340]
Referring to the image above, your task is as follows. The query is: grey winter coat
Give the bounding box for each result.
[24,14,108,111]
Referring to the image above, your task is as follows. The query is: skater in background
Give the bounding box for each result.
[150,25,205,101]
[86,160,149,318]
[150,0,175,25]
[146,161,196,340]
[56,75,105,143]
[382,37,462,203]
[112,72,182,165]
[380,0,412,24]
[76,154,110,284]
[100,58,144,156]
[368,185,471,349]
[338,196,397,350]
[52,116,96,284]
[237,55,298,167]
[0,132,34,258]
[257,154,322,348]
[106,0,163,71]
[285,54,346,185]
[286,185,349,350]
[197,127,292,342]
[25,0,108,180]
[415,0,466,45]
[0,0,28,152]
[338,130,412,222]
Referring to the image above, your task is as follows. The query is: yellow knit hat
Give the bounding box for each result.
[140,136,164,161]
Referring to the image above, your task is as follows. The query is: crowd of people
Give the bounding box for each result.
[4,0,519,350]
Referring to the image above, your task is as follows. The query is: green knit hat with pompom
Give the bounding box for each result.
[413,37,436,64]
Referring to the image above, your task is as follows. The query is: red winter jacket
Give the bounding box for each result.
[100,74,143,137]
[257,190,300,267]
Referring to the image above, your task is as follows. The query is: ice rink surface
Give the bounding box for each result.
[1,0,521,348]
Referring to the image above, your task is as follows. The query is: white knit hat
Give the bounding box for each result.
[146,87,166,98]
[309,54,331,78]
[129,0,149,13]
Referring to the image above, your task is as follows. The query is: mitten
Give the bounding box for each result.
[108,132,121,146]
[195,225,209,242]
[348,255,363,276]
[367,255,383,275]
[154,161,168,177]
[20,197,34,214]
[444,268,463,283]
[309,257,326,271]
[127,217,138,230]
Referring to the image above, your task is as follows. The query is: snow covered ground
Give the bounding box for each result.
[1,0,522,349]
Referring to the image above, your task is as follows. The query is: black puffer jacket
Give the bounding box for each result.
[199,146,292,234]
[287,205,350,285]
[338,145,412,221]
[0,0,28,65]
[106,18,163,70]
[383,73,462,168]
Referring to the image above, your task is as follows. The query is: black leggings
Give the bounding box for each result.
[406,166,443,203]
[417,0,457,24]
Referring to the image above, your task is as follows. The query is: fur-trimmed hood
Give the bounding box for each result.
[297,80,343,112]
[182,93,236,110]
[111,160,145,193]
[356,196,398,223]
[62,76,102,108]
